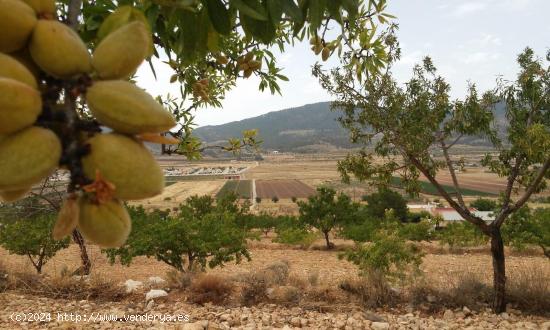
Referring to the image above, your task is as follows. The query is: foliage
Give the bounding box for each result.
[314,45,550,312]
[247,212,278,236]
[273,227,317,249]
[0,212,70,273]
[407,210,431,223]
[255,197,262,204]
[271,196,279,203]
[398,220,433,242]
[340,229,423,282]
[104,195,250,271]
[69,0,396,156]
[470,198,497,211]
[298,187,360,249]
[502,207,550,258]
[363,188,408,222]
[437,221,488,249]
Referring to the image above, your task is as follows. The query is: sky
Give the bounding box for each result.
[136,0,550,127]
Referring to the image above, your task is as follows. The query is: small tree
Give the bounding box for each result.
[471,198,498,211]
[314,47,550,312]
[364,189,408,222]
[298,187,359,249]
[0,214,70,273]
[105,196,250,271]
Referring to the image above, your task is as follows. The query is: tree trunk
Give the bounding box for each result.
[490,228,506,313]
[187,254,195,271]
[72,229,91,275]
[323,231,332,250]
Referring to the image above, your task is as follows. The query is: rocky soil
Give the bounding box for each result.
[1,292,549,329]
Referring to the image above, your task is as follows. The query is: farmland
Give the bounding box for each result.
[255,179,315,199]
[1,154,549,329]
[216,180,252,199]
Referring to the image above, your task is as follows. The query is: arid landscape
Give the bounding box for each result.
[1,154,548,329]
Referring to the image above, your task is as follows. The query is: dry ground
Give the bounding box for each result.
[132,180,226,210]
[0,237,547,289]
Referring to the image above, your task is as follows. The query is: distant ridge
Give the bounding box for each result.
[194,102,353,152]
[193,101,507,153]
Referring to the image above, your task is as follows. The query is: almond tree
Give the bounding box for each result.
[313,48,550,313]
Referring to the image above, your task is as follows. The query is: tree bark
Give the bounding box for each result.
[72,230,91,275]
[323,231,332,250]
[490,228,506,313]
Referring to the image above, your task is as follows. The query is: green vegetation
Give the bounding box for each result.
[298,187,359,249]
[503,207,550,258]
[0,211,70,274]
[315,45,550,312]
[104,194,250,271]
[216,180,252,199]
[390,177,495,197]
[363,188,408,222]
[470,198,498,211]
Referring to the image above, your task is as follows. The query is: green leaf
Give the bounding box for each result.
[308,0,326,30]
[267,0,283,26]
[326,0,342,23]
[232,0,268,20]
[203,0,232,35]
[279,0,303,22]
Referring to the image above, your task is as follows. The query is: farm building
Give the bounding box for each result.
[431,207,494,223]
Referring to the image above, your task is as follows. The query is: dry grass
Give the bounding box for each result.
[165,270,193,289]
[409,264,550,314]
[189,274,233,305]
[339,271,399,308]
[507,265,550,313]
[2,269,126,302]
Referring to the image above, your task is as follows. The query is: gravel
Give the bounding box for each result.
[1,292,548,329]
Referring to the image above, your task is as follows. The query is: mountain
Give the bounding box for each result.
[194,102,353,152]
[193,101,508,154]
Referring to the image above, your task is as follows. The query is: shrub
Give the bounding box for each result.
[291,196,297,203]
[190,274,233,305]
[470,198,497,211]
[271,196,279,203]
[0,213,70,273]
[255,197,262,204]
[437,221,488,249]
[363,188,408,222]
[398,220,433,241]
[340,228,423,282]
[274,227,317,249]
[339,271,398,307]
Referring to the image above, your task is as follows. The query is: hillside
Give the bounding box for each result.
[193,101,507,153]
[194,102,353,152]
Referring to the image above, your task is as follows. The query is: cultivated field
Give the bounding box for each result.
[255,179,315,199]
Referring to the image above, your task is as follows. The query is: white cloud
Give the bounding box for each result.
[452,2,487,17]
[459,52,501,64]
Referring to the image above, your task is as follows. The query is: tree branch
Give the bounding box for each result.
[440,140,465,208]
[494,157,550,227]
[407,153,490,233]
